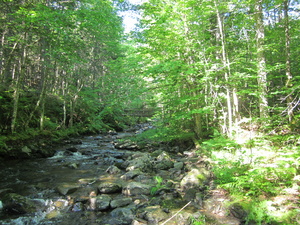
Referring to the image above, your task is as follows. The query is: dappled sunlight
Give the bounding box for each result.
[209,133,300,224]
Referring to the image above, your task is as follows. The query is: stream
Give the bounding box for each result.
[0,127,241,225]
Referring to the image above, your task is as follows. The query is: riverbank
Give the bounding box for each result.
[0,124,243,225]
[0,124,299,224]
[0,126,103,159]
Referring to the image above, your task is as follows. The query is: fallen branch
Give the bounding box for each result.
[160,201,192,225]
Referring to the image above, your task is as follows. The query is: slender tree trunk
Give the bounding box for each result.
[255,0,269,119]
[283,0,293,123]
[26,37,48,129]
[0,29,7,79]
[69,99,74,127]
[40,99,45,130]
[215,0,233,137]
[62,77,67,128]
[11,64,19,133]
[11,34,27,133]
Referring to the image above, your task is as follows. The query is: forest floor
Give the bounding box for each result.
[202,128,300,224]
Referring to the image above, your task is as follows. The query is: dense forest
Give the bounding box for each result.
[0,0,149,138]
[1,0,300,224]
[0,0,299,140]
[138,0,300,141]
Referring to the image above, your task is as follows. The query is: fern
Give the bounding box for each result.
[150,176,166,195]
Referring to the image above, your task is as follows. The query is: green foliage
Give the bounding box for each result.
[189,214,206,225]
[215,159,295,197]
[0,136,7,151]
[150,176,166,195]
[246,201,274,225]
[211,137,300,225]
[136,124,194,144]
[201,134,240,152]
[244,200,300,225]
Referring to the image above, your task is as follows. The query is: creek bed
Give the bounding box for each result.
[0,131,241,225]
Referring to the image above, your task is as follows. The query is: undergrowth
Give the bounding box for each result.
[206,133,300,224]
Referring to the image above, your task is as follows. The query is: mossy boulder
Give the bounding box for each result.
[2,193,43,215]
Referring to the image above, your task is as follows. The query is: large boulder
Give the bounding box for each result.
[125,153,153,172]
[142,205,169,224]
[56,183,80,196]
[121,169,143,180]
[107,207,135,225]
[89,194,111,211]
[106,165,121,174]
[98,182,122,194]
[155,160,174,170]
[123,182,151,196]
[174,161,184,170]
[2,193,44,215]
[110,197,133,209]
[69,186,98,202]
[153,152,174,171]
[180,168,210,190]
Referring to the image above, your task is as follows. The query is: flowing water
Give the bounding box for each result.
[0,134,134,225]
[0,132,241,225]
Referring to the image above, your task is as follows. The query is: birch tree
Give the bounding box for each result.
[255,0,269,119]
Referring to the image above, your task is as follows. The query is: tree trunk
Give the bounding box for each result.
[62,77,67,128]
[283,0,293,123]
[11,64,19,133]
[255,0,269,119]
[214,0,233,137]
[25,37,48,129]
[11,35,27,133]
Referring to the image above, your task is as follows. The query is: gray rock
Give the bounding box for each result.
[194,192,203,208]
[126,153,153,172]
[98,182,122,194]
[133,174,153,183]
[66,147,78,152]
[108,207,135,224]
[155,160,174,170]
[110,197,133,208]
[89,194,111,211]
[116,133,134,139]
[69,186,98,202]
[106,165,121,174]
[115,139,139,150]
[56,183,80,195]
[123,182,151,196]
[180,168,210,190]
[174,161,184,170]
[165,209,193,225]
[154,152,174,170]
[143,205,169,224]
[121,169,143,180]
[156,151,171,161]
[53,198,69,209]
[183,188,197,201]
